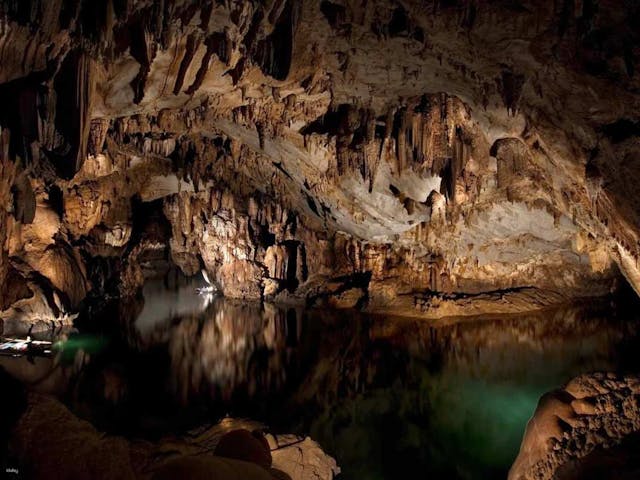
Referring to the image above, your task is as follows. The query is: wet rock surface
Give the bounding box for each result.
[6,390,337,480]
[510,372,640,480]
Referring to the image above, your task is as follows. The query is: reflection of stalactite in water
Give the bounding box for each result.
[158,299,301,404]
[294,302,640,414]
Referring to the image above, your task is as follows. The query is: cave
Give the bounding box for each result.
[1,1,640,479]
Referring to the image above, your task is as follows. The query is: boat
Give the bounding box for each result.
[0,337,53,357]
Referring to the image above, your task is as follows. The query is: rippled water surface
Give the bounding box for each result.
[5,274,640,480]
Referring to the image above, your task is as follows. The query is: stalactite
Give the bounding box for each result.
[256,121,266,150]
[88,118,109,156]
[378,109,394,162]
[447,126,468,203]
[128,21,156,104]
[395,107,407,173]
[173,33,199,95]
[251,0,300,80]
[50,50,95,178]
[103,0,115,46]
[491,137,530,189]
[0,127,16,309]
[498,70,526,116]
[142,136,176,157]
[296,243,307,282]
[11,172,36,224]
[585,159,603,209]
[0,0,631,319]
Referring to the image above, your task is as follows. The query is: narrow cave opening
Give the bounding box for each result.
[251,0,298,80]
[304,192,320,217]
[282,240,300,292]
[129,196,173,276]
[320,0,346,29]
[388,6,410,37]
[601,119,640,144]
[47,184,64,218]
[131,197,169,237]
[256,225,276,247]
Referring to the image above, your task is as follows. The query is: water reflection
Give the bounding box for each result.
[122,292,640,479]
[309,307,640,480]
[3,281,640,479]
[162,301,300,402]
[134,272,214,336]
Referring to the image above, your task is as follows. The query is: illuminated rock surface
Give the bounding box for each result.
[510,373,640,480]
[0,1,639,332]
[1,1,640,479]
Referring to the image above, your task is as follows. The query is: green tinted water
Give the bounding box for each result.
[20,290,640,480]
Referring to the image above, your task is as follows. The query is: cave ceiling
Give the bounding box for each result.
[0,0,639,323]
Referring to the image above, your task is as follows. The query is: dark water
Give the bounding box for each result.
[4,274,640,480]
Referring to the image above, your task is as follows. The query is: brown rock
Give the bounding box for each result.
[214,429,272,469]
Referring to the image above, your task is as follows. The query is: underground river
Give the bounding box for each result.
[3,273,640,479]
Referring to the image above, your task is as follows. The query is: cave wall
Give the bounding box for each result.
[0,0,639,326]
[0,132,17,310]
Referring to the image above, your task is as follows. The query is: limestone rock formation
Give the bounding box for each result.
[7,389,338,480]
[510,372,640,480]
[0,0,639,327]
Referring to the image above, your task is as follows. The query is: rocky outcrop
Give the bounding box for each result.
[0,0,639,322]
[6,387,338,480]
[0,140,17,311]
[509,373,640,480]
